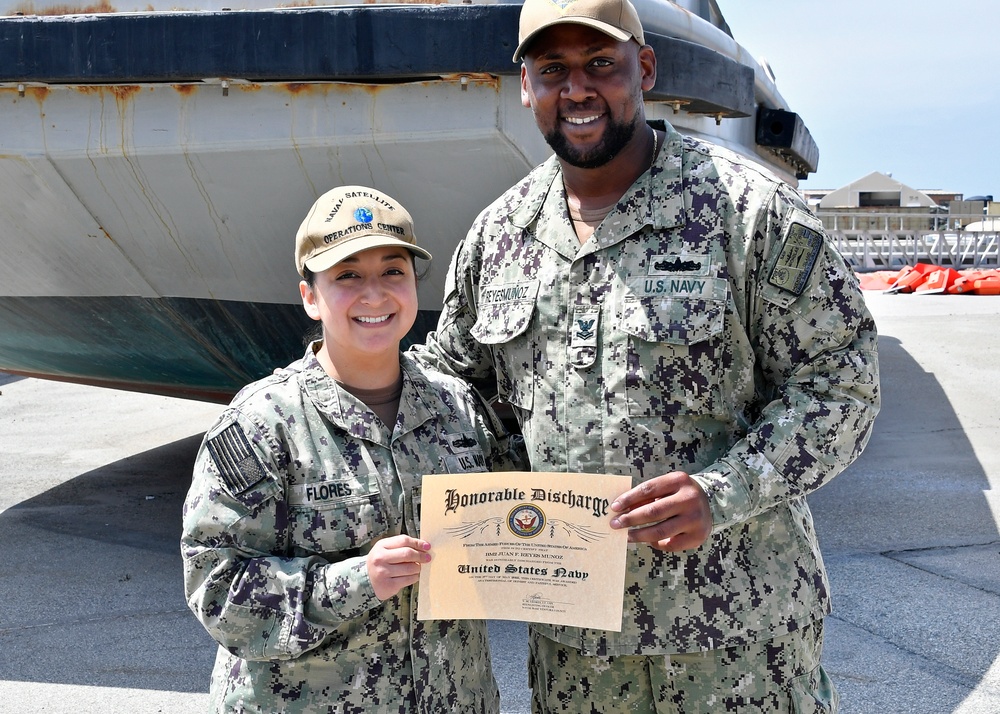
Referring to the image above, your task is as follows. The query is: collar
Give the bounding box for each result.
[508,120,687,259]
[300,345,436,446]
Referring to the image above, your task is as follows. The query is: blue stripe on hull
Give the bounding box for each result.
[0,5,522,83]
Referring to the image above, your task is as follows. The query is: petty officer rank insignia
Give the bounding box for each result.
[769,222,824,296]
[205,422,268,496]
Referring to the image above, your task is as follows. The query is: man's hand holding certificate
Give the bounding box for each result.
[417,471,631,630]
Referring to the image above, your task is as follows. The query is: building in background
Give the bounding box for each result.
[801,173,998,271]
[801,171,995,232]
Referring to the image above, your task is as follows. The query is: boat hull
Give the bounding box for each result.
[1,72,546,399]
[0,1,817,401]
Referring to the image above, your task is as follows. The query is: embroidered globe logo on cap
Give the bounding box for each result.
[295,185,432,276]
[512,0,645,62]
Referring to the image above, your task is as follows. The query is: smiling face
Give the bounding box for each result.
[300,245,418,385]
[520,23,655,169]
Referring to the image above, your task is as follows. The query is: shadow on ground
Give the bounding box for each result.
[811,333,1000,712]
[0,435,217,693]
[0,372,24,387]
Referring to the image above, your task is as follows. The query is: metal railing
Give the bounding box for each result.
[819,211,1000,271]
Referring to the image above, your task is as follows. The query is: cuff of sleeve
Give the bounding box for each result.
[355,560,381,606]
[690,462,753,534]
[310,558,382,625]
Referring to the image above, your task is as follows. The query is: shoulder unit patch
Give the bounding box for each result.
[768,222,824,295]
[206,423,268,496]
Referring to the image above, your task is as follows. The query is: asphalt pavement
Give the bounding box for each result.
[1,290,999,713]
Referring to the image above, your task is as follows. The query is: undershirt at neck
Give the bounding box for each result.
[568,201,618,244]
[339,371,404,429]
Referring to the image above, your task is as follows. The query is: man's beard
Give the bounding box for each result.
[544,114,640,169]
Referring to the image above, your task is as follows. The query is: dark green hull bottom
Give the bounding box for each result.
[0,296,439,403]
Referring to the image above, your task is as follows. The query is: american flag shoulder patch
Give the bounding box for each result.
[206,423,268,496]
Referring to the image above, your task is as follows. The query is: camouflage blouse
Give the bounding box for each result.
[182,347,524,713]
[414,122,880,656]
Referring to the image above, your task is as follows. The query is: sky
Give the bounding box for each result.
[721,1,999,197]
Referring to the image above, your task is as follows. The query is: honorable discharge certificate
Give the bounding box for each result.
[417,471,631,631]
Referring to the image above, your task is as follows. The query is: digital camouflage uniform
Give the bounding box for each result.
[413,121,880,709]
[182,346,524,714]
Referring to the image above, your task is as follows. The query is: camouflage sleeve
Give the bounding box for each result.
[181,410,381,661]
[410,216,500,401]
[691,185,881,531]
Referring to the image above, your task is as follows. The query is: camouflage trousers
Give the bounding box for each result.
[528,620,837,714]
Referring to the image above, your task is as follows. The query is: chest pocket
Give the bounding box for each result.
[618,292,728,417]
[287,488,390,558]
[470,281,538,412]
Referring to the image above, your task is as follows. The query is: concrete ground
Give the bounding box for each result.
[1,290,999,713]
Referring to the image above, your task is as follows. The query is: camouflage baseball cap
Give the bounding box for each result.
[295,185,432,276]
[513,0,645,62]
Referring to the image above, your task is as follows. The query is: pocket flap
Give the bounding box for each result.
[471,281,539,345]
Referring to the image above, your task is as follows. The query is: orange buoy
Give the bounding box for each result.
[915,267,961,294]
[970,275,1000,295]
[885,263,937,293]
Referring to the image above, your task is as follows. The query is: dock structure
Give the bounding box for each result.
[822,211,1000,271]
